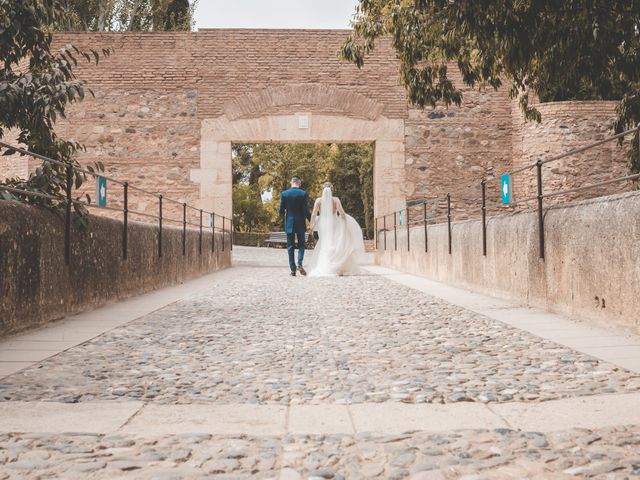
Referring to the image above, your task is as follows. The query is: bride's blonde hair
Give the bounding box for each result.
[323,182,333,190]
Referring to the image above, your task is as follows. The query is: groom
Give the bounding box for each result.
[279,176,311,276]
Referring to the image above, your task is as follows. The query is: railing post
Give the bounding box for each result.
[447,193,452,255]
[406,207,410,251]
[222,216,225,252]
[212,213,215,252]
[383,215,387,251]
[64,164,73,265]
[199,209,203,255]
[374,217,378,250]
[182,202,187,256]
[158,195,163,258]
[123,182,128,260]
[423,201,428,253]
[481,180,487,257]
[393,211,397,251]
[536,160,545,259]
[230,217,233,251]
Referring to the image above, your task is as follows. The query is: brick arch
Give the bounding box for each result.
[222,84,386,121]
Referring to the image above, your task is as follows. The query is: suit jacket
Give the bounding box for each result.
[279,187,310,234]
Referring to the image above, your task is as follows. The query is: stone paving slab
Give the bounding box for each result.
[490,392,640,432]
[0,401,142,434]
[121,404,287,436]
[2,394,639,436]
[288,405,353,434]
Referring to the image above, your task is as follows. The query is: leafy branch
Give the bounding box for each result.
[0,0,111,220]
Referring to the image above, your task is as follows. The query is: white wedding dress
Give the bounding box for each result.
[308,187,365,276]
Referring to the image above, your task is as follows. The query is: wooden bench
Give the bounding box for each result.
[266,231,310,247]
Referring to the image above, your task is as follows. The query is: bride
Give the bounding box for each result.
[308,183,365,276]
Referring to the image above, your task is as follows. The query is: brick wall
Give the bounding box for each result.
[511,101,630,207]
[8,30,628,222]
[0,158,28,181]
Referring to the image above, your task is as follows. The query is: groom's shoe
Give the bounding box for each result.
[297,265,307,276]
[290,271,296,277]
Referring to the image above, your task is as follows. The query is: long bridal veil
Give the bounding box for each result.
[309,187,365,276]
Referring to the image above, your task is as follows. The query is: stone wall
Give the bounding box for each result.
[0,201,231,337]
[1,31,633,225]
[375,191,640,333]
[510,100,630,208]
[33,31,521,221]
[42,30,410,219]
[404,80,514,219]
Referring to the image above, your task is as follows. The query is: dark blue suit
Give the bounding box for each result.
[279,187,311,272]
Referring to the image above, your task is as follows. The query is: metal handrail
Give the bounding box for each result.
[543,173,640,199]
[541,127,637,166]
[0,185,59,201]
[0,142,233,264]
[374,125,640,259]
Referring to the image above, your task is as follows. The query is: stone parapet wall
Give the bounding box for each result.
[376,191,640,333]
[0,201,231,337]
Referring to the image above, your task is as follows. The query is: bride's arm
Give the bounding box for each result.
[335,198,347,218]
[309,198,320,230]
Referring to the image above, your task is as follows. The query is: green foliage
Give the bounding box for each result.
[327,143,374,239]
[253,143,333,203]
[358,147,374,239]
[52,0,197,32]
[232,144,263,186]
[0,0,109,219]
[231,143,374,235]
[341,0,640,171]
[232,183,271,233]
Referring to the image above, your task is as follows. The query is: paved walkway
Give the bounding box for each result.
[1,247,640,479]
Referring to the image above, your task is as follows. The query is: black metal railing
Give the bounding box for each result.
[375,125,640,260]
[0,141,233,265]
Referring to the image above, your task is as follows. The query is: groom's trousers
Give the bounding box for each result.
[286,231,306,272]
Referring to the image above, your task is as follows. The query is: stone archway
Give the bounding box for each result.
[190,85,407,219]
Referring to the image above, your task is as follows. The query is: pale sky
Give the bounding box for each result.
[194,0,359,30]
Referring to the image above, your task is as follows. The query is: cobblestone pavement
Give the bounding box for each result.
[1,426,640,479]
[1,247,640,478]
[1,248,638,405]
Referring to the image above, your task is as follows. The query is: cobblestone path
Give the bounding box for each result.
[1,247,639,479]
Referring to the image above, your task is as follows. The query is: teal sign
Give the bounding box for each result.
[501,173,512,204]
[96,176,107,207]
[398,210,403,226]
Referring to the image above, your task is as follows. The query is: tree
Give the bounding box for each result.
[0,0,109,223]
[232,183,271,232]
[358,147,374,239]
[53,0,197,31]
[253,143,333,205]
[341,0,640,172]
[232,144,263,187]
[327,143,374,238]
[230,142,374,234]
